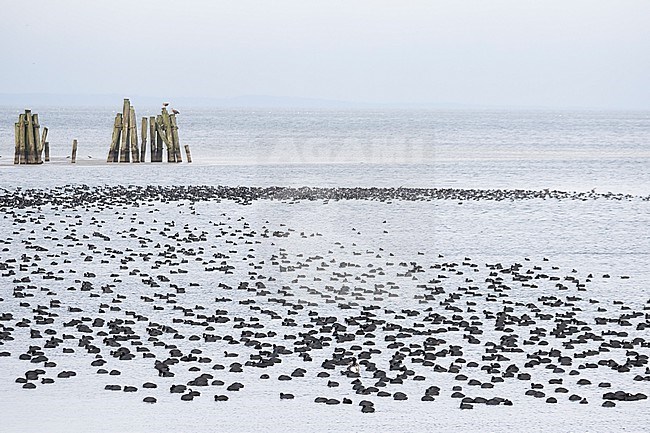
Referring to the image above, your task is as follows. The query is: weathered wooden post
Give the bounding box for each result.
[155,116,169,162]
[170,114,182,162]
[156,127,163,161]
[184,145,192,163]
[71,139,78,163]
[129,107,139,163]
[154,117,163,161]
[44,142,50,162]
[161,109,174,162]
[33,114,42,164]
[149,116,156,162]
[119,99,130,162]
[107,113,122,162]
[157,117,164,162]
[25,110,37,164]
[13,122,20,164]
[18,114,26,164]
[38,125,48,164]
[140,117,147,163]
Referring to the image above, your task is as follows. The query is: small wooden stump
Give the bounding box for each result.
[71,139,78,163]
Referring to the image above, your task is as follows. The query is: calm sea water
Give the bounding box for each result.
[0,107,649,432]
[1,107,649,194]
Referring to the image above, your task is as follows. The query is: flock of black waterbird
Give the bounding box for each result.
[0,185,648,414]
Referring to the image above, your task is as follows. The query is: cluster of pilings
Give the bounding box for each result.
[14,110,48,164]
[152,106,186,163]
[107,99,191,163]
[107,99,140,163]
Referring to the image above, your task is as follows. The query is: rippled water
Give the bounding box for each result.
[1,107,649,193]
[0,107,649,432]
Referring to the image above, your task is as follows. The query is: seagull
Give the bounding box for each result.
[172,109,180,115]
[163,102,169,107]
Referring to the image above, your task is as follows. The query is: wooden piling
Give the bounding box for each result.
[18,114,26,164]
[161,108,175,162]
[32,114,43,164]
[149,116,156,162]
[119,99,130,162]
[39,126,50,162]
[170,114,182,162]
[157,116,165,162]
[140,117,147,163]
[156,128,163,162]
[14,122,20,164]
[44,142,50,162]
[155,116,170,162]
[107,113,122,162]
[71,139,78,163]
[129,107,139,163]
[184,145,192,163]
[25,110,37,164]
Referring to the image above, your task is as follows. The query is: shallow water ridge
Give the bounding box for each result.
[0,183,649,433]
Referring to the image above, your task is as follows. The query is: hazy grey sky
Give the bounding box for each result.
[1,0,649,108]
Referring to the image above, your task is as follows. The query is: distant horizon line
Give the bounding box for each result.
[0,92,647,112]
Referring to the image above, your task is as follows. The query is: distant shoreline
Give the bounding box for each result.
[2,94,648,111]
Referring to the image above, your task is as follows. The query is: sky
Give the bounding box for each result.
[0,0,649,109]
